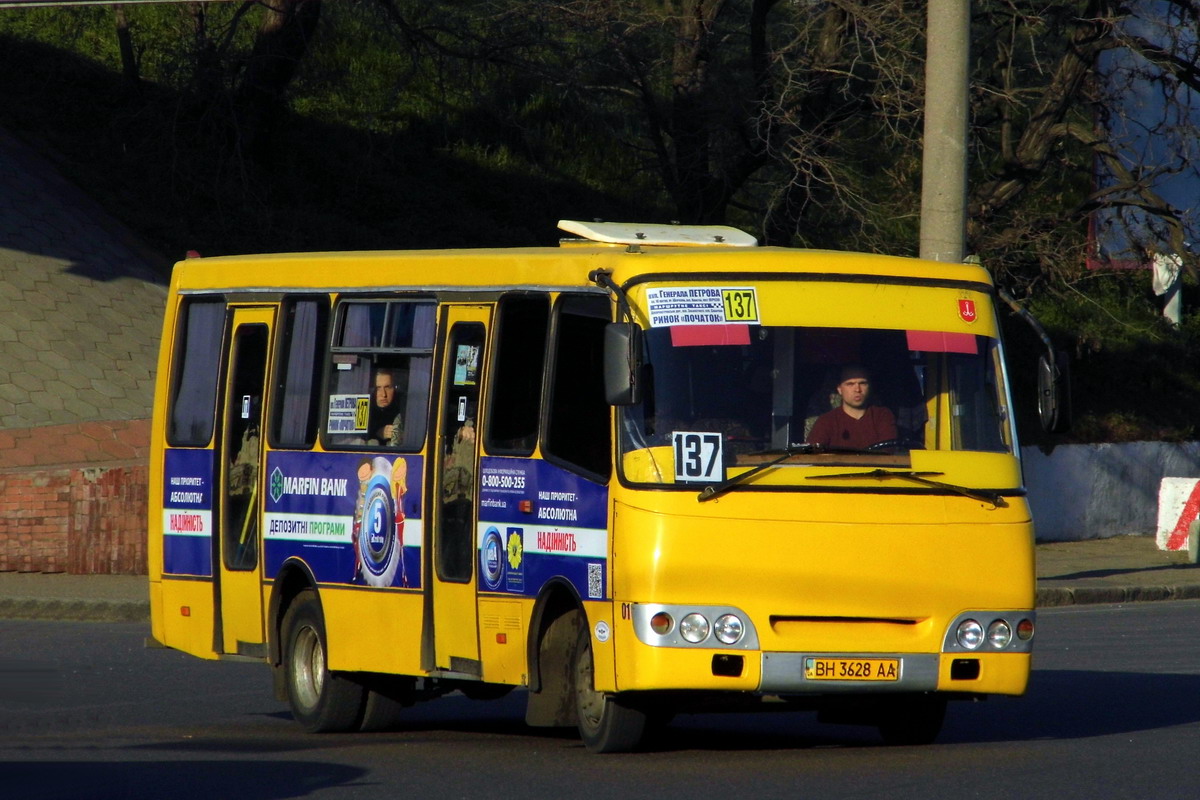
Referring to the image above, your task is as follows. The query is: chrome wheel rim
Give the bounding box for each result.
[292,624,324,711]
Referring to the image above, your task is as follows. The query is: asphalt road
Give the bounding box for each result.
[2,601,1199,799]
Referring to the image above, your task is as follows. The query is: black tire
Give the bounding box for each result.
[877,694,947,746]
[281,590,366,732]
[358,689,406,732]
[358,675,415,732]
[573,623,649,753]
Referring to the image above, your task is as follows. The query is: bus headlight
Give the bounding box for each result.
[943,611,1034,653]
[987,619,1013,649]
[679,613,710,643]
[956,619,984,650]
[713,614,744,644]
[631,604,759,648]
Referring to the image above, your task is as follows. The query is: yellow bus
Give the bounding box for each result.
[148,220,1039,752]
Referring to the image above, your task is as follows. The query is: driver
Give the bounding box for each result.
[806,365,897,450]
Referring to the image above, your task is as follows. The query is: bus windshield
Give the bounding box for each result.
[619,324,1015,485]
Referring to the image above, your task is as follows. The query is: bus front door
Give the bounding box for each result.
[215,306,273,657]
[427,306,489,675]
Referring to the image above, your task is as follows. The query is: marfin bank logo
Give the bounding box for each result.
[269,466,285,504]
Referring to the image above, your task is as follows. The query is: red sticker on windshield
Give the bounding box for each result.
[670,324,751,347]
[958,299,977,323]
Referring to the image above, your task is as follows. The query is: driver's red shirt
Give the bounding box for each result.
[806,405,897,450]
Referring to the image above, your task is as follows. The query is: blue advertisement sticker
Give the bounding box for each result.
[162,449,215,576]
[264,451,423,588]
[477,457,609,600]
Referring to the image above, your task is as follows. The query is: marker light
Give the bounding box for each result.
[956,619,984,650]
[713,614,744,645]
[649,612,673,635]
[987,619,1013,649]
[1016,618,1035,641]
[679,613,710,643]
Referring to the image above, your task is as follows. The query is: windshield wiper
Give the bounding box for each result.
[805,469,1007,507]
[697,443,823,502]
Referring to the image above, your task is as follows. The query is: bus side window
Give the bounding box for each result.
[947,345,1009,453]
[323,299,435,450]
[270,298,329,449]
[544,294,612,481]
[486,293,549,455]
[168,299,225,447]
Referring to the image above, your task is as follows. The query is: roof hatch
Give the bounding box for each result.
[558,219,758,248]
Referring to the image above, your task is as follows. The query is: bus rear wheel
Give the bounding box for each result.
[282,590,365,732]
[573,624,648,753]
[357,675,415,732]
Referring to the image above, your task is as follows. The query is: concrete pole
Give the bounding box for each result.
[919,0,971,263]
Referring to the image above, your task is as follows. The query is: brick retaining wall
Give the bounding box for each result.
[0,420,150,574]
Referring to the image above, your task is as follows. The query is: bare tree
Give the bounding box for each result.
[235,0,322,160]
[408,1,927,243]
[113,5,140,89]
[964,1,1200,291]
[370,0,1200,283]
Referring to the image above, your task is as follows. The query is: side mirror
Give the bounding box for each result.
[603,323,643,406]
[1037,350,1071,433]
[995,287,1071,435]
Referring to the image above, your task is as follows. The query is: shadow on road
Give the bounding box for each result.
[161,670,1200,752]
[939,668,1200,744]
[22,669,1190,762]
[655,669,1200,750]
[5,760,367,800]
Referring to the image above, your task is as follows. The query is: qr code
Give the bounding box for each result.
[587,563,603,599]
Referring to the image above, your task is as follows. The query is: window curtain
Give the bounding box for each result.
[169,301,225,445]
[335,303,372,395]
[401,304,436,448]
[278,301,318,446]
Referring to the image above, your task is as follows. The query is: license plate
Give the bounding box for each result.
[804,657,900,682]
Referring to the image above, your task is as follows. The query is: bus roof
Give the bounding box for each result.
[170,228,994,294]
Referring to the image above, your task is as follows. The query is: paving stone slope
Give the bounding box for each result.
[0,128,167,434]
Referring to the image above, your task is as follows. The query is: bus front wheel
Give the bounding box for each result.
[573,625,648,753]
[282,590,365,732]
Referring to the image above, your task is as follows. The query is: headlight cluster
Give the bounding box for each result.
[633,604,758,648]
[654,611,744,644]
[950,614,1034,652]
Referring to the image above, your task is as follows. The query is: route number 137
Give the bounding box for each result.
[672,432,724,483]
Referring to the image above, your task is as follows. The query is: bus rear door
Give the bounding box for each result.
[215,306,273,657]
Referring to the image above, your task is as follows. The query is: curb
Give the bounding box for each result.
[1036,583,1200,608]
[0,597,149,623]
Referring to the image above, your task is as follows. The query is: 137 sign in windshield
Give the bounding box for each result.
[672,432,724,483]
